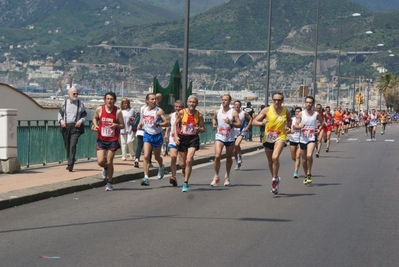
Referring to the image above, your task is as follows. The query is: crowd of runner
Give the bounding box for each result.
[89,91,398,193]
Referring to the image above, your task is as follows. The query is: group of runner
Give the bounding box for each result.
[90,91,395,194]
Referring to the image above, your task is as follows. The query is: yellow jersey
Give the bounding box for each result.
[263,107,288,143]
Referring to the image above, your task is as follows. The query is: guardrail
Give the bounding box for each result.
[17,119,259,167]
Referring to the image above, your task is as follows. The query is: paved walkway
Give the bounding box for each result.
[0,141,263,210]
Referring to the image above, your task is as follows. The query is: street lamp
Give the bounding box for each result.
[182,0,190,104]
[312,0,320,99]
[265,0,273,106]
[336,12,361,107]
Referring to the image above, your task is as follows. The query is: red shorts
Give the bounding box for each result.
[323,125,333,132]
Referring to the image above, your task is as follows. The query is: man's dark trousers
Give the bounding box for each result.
[62,123,83,170]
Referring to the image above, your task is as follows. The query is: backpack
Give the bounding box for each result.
[130,111,140,132]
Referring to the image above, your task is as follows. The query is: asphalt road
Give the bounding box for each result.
[1,125,398,267]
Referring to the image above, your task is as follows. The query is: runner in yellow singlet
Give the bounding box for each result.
[253,92,292,194]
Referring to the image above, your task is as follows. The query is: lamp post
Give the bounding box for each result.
[336,12,361,107]
[182,0,190,104]
[312,0,320,99]
[265,0,273,106]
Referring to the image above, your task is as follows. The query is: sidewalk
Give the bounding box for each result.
[0,141,263,210]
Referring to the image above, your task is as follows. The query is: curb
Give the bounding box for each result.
[0,145,263,210]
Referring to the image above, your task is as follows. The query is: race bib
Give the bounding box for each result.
[101,118,115,137]
[266,129,281,142]
[143,115,155,125]
[218,127,231,137]
[101,126,115,137]
[182,124,196,135]
[302,129,315,139]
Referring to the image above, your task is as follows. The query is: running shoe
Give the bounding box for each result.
[102,168,108,180]
[182,168,186,177]
[182,183,189,192]
[105,182,113,191]
[381,131,384,135]
[134,160,139,168]
[210,176,220,186]
[234,163,241,170]
[293,172,298,179]
[326,147,329,152]
[336,139,339,143]
[157,165,165,180]
[237,155,242,164]
[141,177,150,186]
[315,152,319,158]
[169,176,178,187]
[224,176,231,186]
[306,174,312,184]
[303,178,308,185]
[270,177,280,194]
[128,156,134,161]
[121,156,126,161]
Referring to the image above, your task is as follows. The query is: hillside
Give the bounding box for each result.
[0,0,180,53]
[351,0,399,12]
[139,0,226,15]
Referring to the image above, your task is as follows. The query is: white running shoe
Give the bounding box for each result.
[102,168,107,180]
[270,177,280,194]
[105,182,113,191]
[210,176,220,186]
[224,175,231,186]
[157,165,165,179]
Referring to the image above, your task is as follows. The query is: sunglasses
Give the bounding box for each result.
[273,99,283,102]
[72,93,79,96]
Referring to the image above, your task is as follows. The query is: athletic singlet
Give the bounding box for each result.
[334,111,343,122]
[98,105,120,142]
[324,113,333,126]
[369,114,378,126]
[380,114,387,123]
[233,110,247,137]
[142,106,163,135]
[316,112,324,127]
[263,107,287,144]
[299,110,318,144]
[289,117,301,143]
[215,108,235,142]
[343,114,350,122]
[169,112,177,146]
[179,109,199,136]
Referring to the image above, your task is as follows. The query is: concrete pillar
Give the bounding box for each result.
[0,109,20,173]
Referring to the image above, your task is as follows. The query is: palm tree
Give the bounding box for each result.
[377,73,394,110]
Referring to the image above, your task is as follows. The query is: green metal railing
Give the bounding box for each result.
[17,119,259,167]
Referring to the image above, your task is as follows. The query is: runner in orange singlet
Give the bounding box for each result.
[333,106,343,143]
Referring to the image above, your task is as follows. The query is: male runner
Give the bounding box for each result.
[233,100,253,170]
[369,109,378,141]
[333,105,343,143]
[211,94,241,186]
[138,93,169,186]
[164,100,184,187]
[294,96,323,185]
[91,92,125,191]
[174,95,205,192]
[289,107,302,178]
[315,103,324,158]
[252,92,292,194]
[323,106,334,152]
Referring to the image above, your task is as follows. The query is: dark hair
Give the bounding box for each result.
[234,100,242,106]
[146,93,156,100]
[222,94,232,101]
[326,106,330,109]
[295,107,302,111]
[104,92,117,101]
[272,92,284,100]
[305,95,315,104]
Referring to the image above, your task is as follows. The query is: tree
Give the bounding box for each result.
[377,73,399,111]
